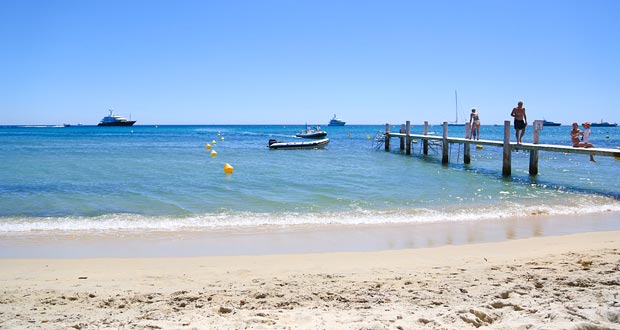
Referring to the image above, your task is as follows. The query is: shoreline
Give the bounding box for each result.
[2,211,620,258]
[1,231,619,329]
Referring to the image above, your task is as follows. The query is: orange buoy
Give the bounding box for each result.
[210,150,217,157]
[224,163,234,174]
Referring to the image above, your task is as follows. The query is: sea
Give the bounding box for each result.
[1,124,619,256]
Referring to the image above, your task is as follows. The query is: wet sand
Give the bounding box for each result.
[2,211,620,258]
[1,231,619,329]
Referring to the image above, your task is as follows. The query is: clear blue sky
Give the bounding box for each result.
[1,0,619,125]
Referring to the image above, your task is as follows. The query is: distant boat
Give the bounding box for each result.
[98,109,136,126]
[590,120,618,127]
[268,138,330,149]
[296,124,327,139]
[448,90,465,126]
[542,120,561,126]
[328,114,346,126]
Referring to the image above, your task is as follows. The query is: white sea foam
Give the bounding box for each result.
[2,201,619,235]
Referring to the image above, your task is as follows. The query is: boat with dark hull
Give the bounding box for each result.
[590,120,617,127]
[542,120,561,126]
[98,110,136,126]
[268,138,330,149]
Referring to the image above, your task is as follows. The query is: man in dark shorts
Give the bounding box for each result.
[510,100,527,144]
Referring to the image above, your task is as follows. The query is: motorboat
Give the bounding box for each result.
[328,114,346,126]
[296,125,327,139]
[542,120,561,126]
[268,138,330,149]
[98,110,136,126]
[590,120,618,127]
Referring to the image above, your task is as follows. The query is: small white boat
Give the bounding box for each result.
[328,114,346,126]
[268,138,330,149]
[296,124,327,139]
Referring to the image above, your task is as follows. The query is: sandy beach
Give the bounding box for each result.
[1,231,619,329]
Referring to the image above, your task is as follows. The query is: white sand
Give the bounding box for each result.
[1,231,619,329]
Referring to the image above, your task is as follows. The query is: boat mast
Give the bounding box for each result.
[454,90,458,124]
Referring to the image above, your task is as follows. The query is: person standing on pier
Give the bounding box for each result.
[510,100,527,144]
[469,108,480,140]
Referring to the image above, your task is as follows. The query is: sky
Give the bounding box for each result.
[1,0,619,125]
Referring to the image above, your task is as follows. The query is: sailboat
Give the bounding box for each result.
[448,90,465,126]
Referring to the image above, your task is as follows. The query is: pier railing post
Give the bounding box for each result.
[502,120,511,176]
[399,124,405,151]
[442,122,449,164]
[385,123,390,151]
[423,121,429,155]
[405,121,411,155]
[464,122,471,164]
[529,120,542,175]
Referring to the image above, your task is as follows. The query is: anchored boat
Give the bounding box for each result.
[296,124,327,139]
[268,138,330,150]
[590,120,618,127]
[542,120,561,126]
[98,109,136,126]
[328,114,346,126]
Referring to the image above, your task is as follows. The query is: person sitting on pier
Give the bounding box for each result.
[469,108,480,140]
[510,101,527,144]
[571,122,596,162]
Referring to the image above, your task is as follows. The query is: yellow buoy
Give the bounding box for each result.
[212,140,217,144]
[205,143,212,150]
[366,135,371,140]
[210,150,217,157]
[221,136,225,141]
[224,163,234,174]
[476,145,483,150]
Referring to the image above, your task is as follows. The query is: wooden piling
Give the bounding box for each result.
[529,120,542,175]
[442,122,449,164]
[385,123,390,151]
[502,120,511,176]
[464,122,471,164]
[399,124,405,151]
[423,121,429,155]
[405,121,411,155]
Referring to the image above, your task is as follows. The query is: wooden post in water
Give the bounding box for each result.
[464,122,471,164]
[442,122,449,164]
[385,123,391,151]
[399,124,405,151]
[502,120,511,176]
[423,121,429,155]
[529,120,543,175]
[405,121,411,155]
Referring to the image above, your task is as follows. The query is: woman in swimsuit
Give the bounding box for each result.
[469,108,480,140]
[571,122,596,162]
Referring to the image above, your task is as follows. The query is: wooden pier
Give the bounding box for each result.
[385,120,620,176]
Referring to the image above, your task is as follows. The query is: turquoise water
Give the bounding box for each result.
[1,124,619,234]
